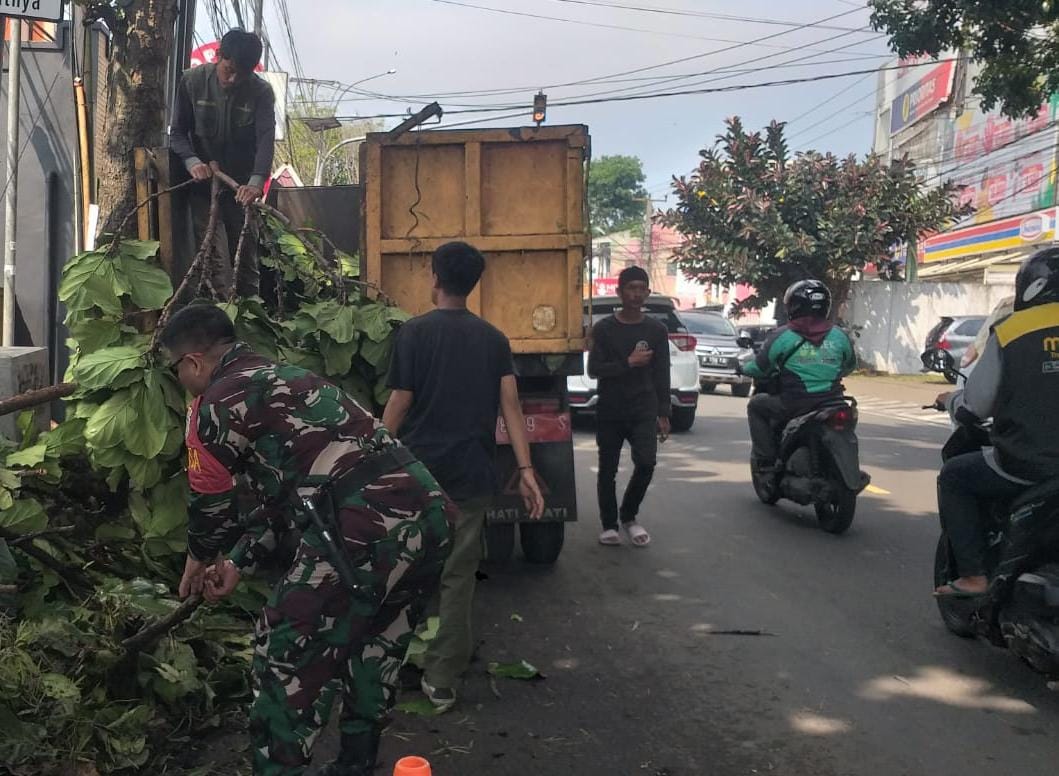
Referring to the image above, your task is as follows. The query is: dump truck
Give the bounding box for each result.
[360,124,590,564]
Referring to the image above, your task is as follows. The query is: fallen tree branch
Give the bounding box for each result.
[152,176,224,347]
[230,206,257,302]
[105,178,199,258]
[0,383,77,418]
[10,525,77,546]
[121,595,202,654]
[0,525,90,595]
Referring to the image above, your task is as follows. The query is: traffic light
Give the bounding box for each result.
[533,91,547,126]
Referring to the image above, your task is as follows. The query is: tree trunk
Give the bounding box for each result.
[95,1,178,236]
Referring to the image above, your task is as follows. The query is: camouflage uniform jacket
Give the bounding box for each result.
[185,343,411,568]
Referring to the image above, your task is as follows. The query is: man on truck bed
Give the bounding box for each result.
[165,304,453,776]
[383,241,545,711]
[588,266,671,548]
[170,29,275,298]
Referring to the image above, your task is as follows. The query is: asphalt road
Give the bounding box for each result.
[362,386,1059,776]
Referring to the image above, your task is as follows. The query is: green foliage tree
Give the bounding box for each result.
[659,118,970,318]
[588,154,648,235]
[280,107,384,186]
[869,0,1059,119]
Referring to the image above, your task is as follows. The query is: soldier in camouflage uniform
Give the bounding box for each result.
[163,304,454,776]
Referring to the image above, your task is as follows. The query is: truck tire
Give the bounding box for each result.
[671,405,696,432]
[731,383,752,398]
[520,522,564,564]
[485,523,515,564]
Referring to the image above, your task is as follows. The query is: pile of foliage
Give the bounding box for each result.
[0,209,409,773]
[659,118,972,317]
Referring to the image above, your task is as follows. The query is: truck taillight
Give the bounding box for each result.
[670,334,697,352]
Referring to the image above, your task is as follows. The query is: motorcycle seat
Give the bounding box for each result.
[1009,477,1059,512]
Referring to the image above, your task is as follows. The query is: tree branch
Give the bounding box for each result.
[229,206,257,302]
[105,178,199,259]
[0,383,78,418]
[121,595,202,654]
[0,525,90,595]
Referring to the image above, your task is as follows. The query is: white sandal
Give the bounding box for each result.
[623,522,651,547]
[598,529,622,546]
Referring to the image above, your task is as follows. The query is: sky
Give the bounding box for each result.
[198,0,896,198]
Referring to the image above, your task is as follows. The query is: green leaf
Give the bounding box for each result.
[125,380,171,459]
[58,250,106,300]
[40,672,81,709]
[358,337,390,368]
[158,372,188,415]
[396,697,446,717]
[4,442,47,468]
[126,455,163,489]
[61,258,123,316]
[358,303,392,342]
[146,478,188,538]
[320,336,357,376]
[72,346,144,391]
[0,538,16,582]
[0,487,13,511]
[118,239,161,261]
[487,660,544,680]
[277,233,307,257]
[15,410,39,447]
[319,305,357,344]
[41,418,86,458]
[374,382,391,407]
[119,254,173,310]
[68,317,122,353]
[95,523,137,542]
[338,251,360,277]
[0,498,47,534]
[85,389,138,450]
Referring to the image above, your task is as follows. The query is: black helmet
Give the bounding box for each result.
[784,279,831,320]
[1014,247,1059,311]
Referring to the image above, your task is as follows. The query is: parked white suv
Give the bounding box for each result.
[567,296,701,431]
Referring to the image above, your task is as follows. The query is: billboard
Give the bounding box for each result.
[941,94,1059,226]
[920,208,1057,264]
[889,57,957,135]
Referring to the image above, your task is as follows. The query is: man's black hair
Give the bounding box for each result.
[159,304,237,354]
[618,265,649,290]
[219,30,263,74]
[432,241,486,297]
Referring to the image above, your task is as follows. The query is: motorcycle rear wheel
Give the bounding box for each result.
[814,488,857,534]
[933,532,976,638]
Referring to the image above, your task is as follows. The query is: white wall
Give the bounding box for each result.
[848,280,1015,374]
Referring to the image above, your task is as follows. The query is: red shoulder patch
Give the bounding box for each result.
[186,396,235,495]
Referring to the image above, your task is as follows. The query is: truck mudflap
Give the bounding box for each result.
[488,399,577,524]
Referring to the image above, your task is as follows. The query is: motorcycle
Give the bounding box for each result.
[743,346,870,534]
[924,349,1059,677]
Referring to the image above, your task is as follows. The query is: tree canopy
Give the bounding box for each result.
[588,154,648,235]
[869,0,1059,119]
[659,118,970,316]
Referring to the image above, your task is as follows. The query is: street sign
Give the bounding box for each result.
[0,1,63,21]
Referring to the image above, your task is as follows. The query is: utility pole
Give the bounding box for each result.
[2,19,23,347]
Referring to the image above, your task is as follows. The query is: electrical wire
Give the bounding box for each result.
[428,0,880,54]
[330,61,961,123]
[544,0,876,32]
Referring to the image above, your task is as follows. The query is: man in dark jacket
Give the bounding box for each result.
[740,280,856,471]
[170,29,275,297]
[588,266,671,548]
[934,249,1059,597]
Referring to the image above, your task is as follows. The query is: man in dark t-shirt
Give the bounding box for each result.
[384,241,544,710]
[588,266,671,547]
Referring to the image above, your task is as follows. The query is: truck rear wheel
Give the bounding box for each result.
[485,523,515,563]
[520,522,564,564]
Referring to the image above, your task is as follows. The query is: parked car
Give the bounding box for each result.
[922,315,988,383]
[567,296,700,431]
[679,311,756,397]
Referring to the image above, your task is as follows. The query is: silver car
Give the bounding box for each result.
[923,315,988,383]
[680,311,755,397]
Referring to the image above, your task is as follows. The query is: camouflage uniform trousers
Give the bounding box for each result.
[249,461,453,775]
